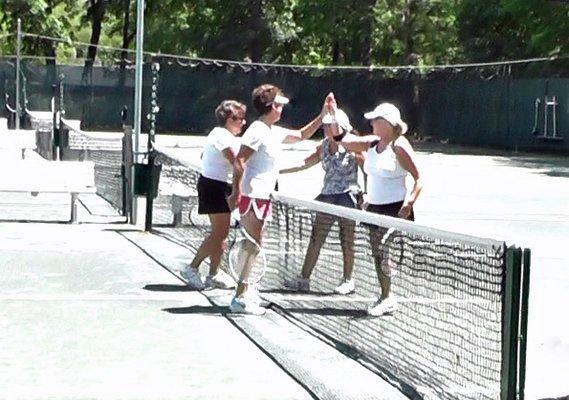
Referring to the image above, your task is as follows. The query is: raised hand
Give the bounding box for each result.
[322,92,337,116]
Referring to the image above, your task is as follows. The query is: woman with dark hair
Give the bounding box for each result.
[180,100,247,290]
[226,84,329,314]
[281,108,364,295]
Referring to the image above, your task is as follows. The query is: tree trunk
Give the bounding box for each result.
[248,0,265,62]
[119,0,132,86]
[358,0,379,66]
[82,0,106,84]
[350,0,378,65]
[45,0,57,84]
[401,0,418,64]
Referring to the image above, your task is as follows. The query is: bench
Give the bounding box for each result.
[0,161,97,223]
[159,179,195,226]
[0,129,37,159]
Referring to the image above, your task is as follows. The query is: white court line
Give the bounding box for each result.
[0,294,187,301]
[263,294,493,304]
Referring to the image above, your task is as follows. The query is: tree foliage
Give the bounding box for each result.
[1,0,568,66]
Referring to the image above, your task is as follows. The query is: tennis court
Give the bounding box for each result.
[2,6,568,398]
[1,113,566,398]
[147,136,568,400]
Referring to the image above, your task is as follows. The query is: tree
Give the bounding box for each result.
[0,0,73,59]
[82,0,107,83]
[458,0,569,61]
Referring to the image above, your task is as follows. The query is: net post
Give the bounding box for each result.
[501,246,522,400]
[122,126,133,221]
[51,83,59,160]
[144,149,156,232]
[518,248,531,400]
[15,18,21,130]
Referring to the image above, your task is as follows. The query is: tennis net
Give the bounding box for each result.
[59,118,126,212]
[151,145,526,400]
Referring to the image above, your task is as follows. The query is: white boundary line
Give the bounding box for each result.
[263,294,494,304]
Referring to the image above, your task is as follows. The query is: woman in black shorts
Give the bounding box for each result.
[326,100,423,316]
[281,108,364,295]
[180,100,247,290]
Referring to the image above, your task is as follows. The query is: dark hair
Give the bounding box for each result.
[251,84,281,115]
[214,100,247,125]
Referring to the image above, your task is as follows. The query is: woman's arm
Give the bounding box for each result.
[393,138,423,218]
[221,147,237,165]
[280,146,321,174]
[282,115,324,144]
[331,132,377,153]
[227,146,255,209]
[283,93,334,144]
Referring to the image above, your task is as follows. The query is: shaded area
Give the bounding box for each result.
[163,305,227,315]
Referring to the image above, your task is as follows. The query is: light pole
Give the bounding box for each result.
[15,18,21,130]
[132,0,145,224]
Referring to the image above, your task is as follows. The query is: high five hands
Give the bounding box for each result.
[323,92,341,139]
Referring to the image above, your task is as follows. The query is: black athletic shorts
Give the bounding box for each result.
[314,192,358,209]
[197,174,232,214]
[367,200,415,221]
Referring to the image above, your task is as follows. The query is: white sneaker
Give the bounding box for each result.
[284,276,310,292]
[205,270,236,289]
[367,297,397,316]
[229,296,266,315]
[180,267,205,290]
[245,285,269,307]
[334,278,355,295]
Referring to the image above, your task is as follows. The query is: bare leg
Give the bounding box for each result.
[189,213,230,273]
[235,210,264,298]
[338,218,355,280]
[369,226,391,299]
[301,213,334,279]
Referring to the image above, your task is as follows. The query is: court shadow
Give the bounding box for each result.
[143,283,193,292]
[163,305,227,315]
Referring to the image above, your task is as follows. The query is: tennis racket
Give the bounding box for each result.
[228,226,267,285]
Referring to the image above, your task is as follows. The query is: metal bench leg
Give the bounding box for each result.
[171,194,187,227]
[70,193,78,223]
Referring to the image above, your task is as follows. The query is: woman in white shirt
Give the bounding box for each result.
[328,100,423,317]
[227,84,329,315]
[181,100,247,291]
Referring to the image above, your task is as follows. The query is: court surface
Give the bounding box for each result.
[0,137,567,400]
[165,136,569,400]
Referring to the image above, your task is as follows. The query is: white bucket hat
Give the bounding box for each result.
[364,103,408,134]
[322,108,352,132]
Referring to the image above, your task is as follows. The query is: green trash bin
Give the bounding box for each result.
[133,163,162,198]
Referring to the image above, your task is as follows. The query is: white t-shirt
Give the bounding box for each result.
[201,127,240,183]
[364,140,410,205]
[240,120,300,199]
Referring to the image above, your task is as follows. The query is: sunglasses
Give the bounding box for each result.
[231,115,246,122]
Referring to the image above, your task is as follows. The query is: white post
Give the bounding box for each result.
[132,0,145,224]
[15,18,21,130]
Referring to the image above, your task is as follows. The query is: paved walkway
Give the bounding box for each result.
[0,222,406,400]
